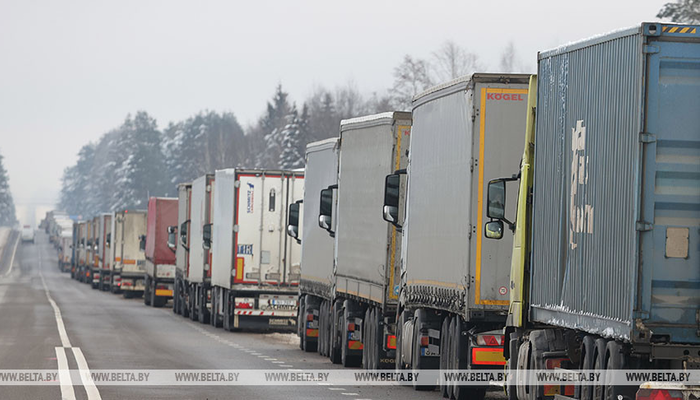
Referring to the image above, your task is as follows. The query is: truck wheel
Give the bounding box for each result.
[579,336,596,400]
[173,280,179,314]
[189,285,198,321]
[439,316,450,398]
[302,299,318,353]
[395,310,408,371]
[197,286,209,324]
[368,308,377,369]
[123,291,134,299]
[341,303,361,368]
[592,338,609,400]
[362,308,370,368]
[411,309,435,391]
[329,301,342,364]
[507,333,520,400]
[604,340,632,400]
[454,318,484,400]
[144,278,152,306]
[318,301,326,356]
[210,287,222,327]
[298,296,306,350]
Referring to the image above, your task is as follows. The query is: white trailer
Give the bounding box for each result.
[187,174,215,324]
[286,138,338,352]
[210,168,304,331]
[310,112,412,368]
[109,210,147,298]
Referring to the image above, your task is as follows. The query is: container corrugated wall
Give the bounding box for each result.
[530,30,644,338]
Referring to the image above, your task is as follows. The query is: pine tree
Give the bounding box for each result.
[0,152,16,226]
[279,106,304,169]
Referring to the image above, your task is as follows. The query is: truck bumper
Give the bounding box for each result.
[232,310,297,331]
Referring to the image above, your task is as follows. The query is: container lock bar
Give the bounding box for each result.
[636,221,654,231]
[639,133,656,143]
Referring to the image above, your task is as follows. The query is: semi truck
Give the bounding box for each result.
[92,213,112,290]
[382,74,529,397]
[484,23,700,400]
[109,210,147,298]
[287,138,339,353]
[73,221,87,279]
[211,168,304,331]
[303,112,412,368]
[58,230,72,272]
[82,217,96,283]
[186,174,215,324]
[143,197,178,308]
[173,183,192,317]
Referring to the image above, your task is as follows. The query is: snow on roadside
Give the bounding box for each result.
[262,332,298,346]
[0,227,10,259]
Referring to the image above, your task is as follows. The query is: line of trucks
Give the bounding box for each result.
[41,23,698,400]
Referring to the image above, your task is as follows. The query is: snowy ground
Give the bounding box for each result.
[0,227,10,259]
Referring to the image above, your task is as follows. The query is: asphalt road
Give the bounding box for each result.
[0,232,506,400]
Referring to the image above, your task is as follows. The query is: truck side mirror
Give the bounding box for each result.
[139,235,146,251]
[383,173,401,229]
[487,179,506,220]
[485,178,515,238]
[180,220,189,250]
[202,223,212,250]
[287,201,302,244]
[167,225,177,252]
[318,187,335,237]
[484,221,504,240]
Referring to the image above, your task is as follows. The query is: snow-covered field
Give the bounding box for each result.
[0,227,10,261]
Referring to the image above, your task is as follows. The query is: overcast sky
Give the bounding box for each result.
[1,0,665,211]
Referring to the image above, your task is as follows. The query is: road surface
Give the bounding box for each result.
[0,232,506,400]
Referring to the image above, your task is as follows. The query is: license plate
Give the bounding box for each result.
[269,318,290,326]
[271,299,296,306]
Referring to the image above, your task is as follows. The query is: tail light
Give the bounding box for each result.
[306,314,314,321]
[420,336,429,346]
[156,285,168,290]
[387,335,397,349]
[476,334,504,346]
[347,322,356,331]
[545,358,565,369]
[637,389,684,400]
[236,302,253,309]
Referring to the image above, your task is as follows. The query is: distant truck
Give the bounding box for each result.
[485,24,700,400]
[173,183,192,317]
[82,217,97,283]
[92,213,112,289]
[185,174,215,323]
[287,138,338,352]
[58,230,72,272]
[73,221,87,279]
[211,168,304,331]
[109,210,147,298]
[383,74,529,397]
[143,197,178,308]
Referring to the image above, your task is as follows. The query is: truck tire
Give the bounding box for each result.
[302,299,318,353]
[329,301,342,364]
[592,338,609,400]
[439,316,450,398]
[298,296,306,350]
[579,335,596,400]
[411,309,435,391]
[123,291,134,299]
[454,318,484,400]
[507,333,520,400]
[605,340,633,400]
[189,285,198,321]
[318,300,327,356]
[144,277,152,306]
[362,308,370,368]
[341,302,361,368]
[173,280,180,314]
[197,285,209,325]
[210,287,221,327]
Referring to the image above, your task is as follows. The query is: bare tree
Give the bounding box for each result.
[390,55,433,110]
[500,41,517,73]
[431,40,481,82]
[657,0,700,23]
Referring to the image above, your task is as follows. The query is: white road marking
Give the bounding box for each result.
[280,364,293,367]
[287,369,302,372]
[40,262,101,399]
[328,387,346,390]
[341,393,359,396]
[263,358,277,361]
[55,347,76,400]
[73,347,102,400]
[3,234,19,277]
[40,274,71,347]
[271,361,284,364]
